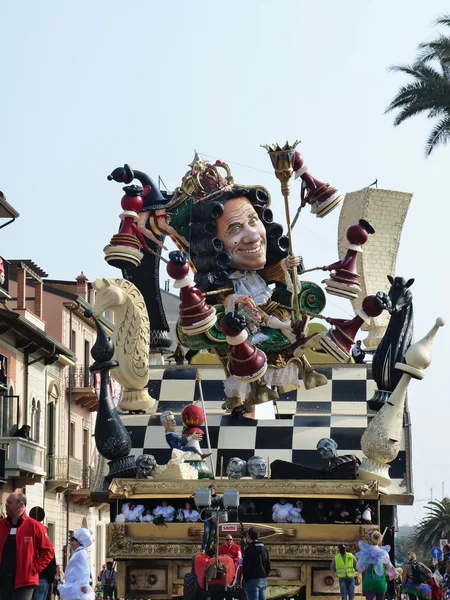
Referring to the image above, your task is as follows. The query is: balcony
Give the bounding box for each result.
[0,437,46,485]
[66,366,98,411]
[46,456,82,492]
[71,466,108,508]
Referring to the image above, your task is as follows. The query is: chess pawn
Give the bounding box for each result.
[221,312,267,383]
[293,151,344,218]
[318,296,384,363]
[323,220,375,300]
[167,251,216,335]
[104,184,149,270]
[359,317,445,487]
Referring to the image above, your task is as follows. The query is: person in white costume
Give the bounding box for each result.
[153,501,175,522]
[141,509,154,523]
[58,528,94,600]
[272,499,293,523]
[121,502,145,522]
[182,501,200,523]
[288,501,306,523]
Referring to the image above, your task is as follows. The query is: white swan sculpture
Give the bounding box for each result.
[93,278,156,412]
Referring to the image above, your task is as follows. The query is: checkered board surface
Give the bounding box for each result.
[120,364,408,493]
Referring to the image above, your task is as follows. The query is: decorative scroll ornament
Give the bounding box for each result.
[359,317,445,488]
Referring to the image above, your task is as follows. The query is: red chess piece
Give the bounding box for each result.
[293,151,344,218]
[323,220,375,300]
[167,251,217,335]
[104,185,151,270]
[221,312,267,382]
[318,295,384,363]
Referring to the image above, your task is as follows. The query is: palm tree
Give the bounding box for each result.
[386,14,450,156]
[411,499,450,552]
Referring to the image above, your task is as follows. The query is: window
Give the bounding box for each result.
[82,428,89,470]
[47,522,55,545]
[35,401,41,444]
[69,421,75,457]
[30,398,36,439]
[70,330,76,353]
[83,341,90,386]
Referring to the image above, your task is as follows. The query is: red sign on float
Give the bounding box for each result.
[221,525,238,532]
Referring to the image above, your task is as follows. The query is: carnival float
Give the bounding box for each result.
[88,142,444,600]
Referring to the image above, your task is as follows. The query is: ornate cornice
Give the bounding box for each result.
[106,523,376,561]
[108,478,379,499]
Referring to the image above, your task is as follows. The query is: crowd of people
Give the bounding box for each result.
[332,535,450,600]
[115,496,377,526]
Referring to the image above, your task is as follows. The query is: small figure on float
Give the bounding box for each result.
[316,438,361,472]
[135,454,157,479]
[288,501,306,524]
[160,410,211,459]
[226,457,247,479]
[181,404,211,457]
[322,219,375,300]
[153,500,175,522]
[247,456,267,479]
[272,499,294,523]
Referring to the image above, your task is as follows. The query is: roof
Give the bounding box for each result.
[8,260,48,280]
[0,308,75,360]
[0,194,19,219]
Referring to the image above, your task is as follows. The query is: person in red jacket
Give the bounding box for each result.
[218,534,242,567]
[0,492,54,600]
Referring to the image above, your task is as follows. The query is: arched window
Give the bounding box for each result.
[35,401,41,444]
[30,398,36,441]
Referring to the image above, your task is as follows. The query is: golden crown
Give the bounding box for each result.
[177,153,234,205]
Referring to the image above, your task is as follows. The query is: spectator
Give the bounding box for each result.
[402,552,432,600]
[0,492,54,600]
[218,535,242,567]
[440,545,450,576]
[58,528,94,600]
[33,556,56,600]
[97,565,106,583]
[13,425,31,440]
[100,562,117,600]
[53,565,65,598]
[331,544,357,600]
[242,527,270,600]
[351,341,365,364]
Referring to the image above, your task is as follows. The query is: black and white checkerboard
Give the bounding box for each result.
[120,364,407,492]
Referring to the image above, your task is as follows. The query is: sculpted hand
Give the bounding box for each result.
[236,295,257,310]
[285,255,301,268]
[192,432,203,441]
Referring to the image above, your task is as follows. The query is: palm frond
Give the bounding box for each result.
[425,114,450,155]
[416,37,450,67]
[412,500,450,550]
[435,14,450,27]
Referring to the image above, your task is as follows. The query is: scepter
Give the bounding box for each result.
[263,140,301,320]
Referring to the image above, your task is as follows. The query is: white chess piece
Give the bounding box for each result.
[359,318,445,488]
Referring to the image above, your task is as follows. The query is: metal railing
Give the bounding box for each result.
[65,366,93,389]
[47,456,82,484]
[81,465,93,488]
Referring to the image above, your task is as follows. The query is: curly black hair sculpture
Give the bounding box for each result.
[189,187,289,292]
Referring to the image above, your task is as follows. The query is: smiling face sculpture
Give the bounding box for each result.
[216,197,267,272]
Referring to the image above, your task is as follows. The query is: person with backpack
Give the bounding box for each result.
[100,562,117,600]
[402,552,432,600]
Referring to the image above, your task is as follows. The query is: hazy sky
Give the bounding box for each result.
[1,1,449,526]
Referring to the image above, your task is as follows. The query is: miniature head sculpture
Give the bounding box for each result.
[226,457,247,480]
[317,437,338,461]
[135,454,157,479]
[247,456,267,479]
[160,410,177,431]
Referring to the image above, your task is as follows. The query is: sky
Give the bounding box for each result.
[1,0,449,526]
